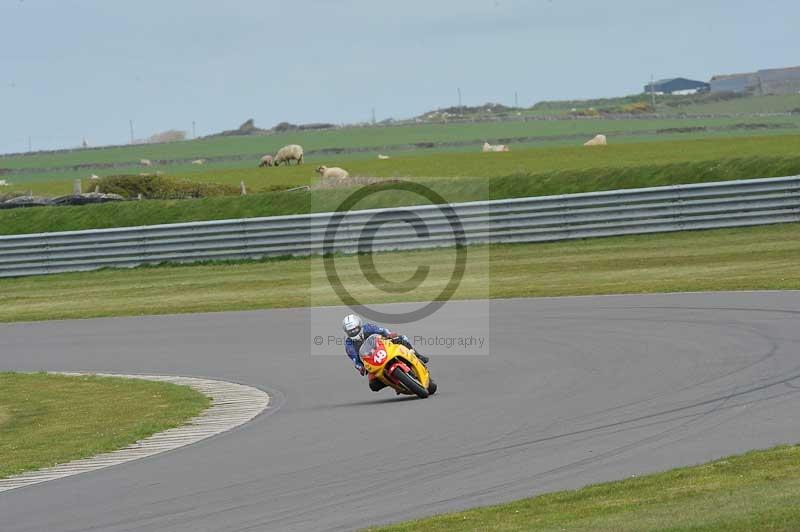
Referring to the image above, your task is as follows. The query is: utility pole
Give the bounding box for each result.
[514,91,519,108]
[192,120,196,139]
[129,120,135,144]
[457,87,462,112]
[27,136,31,152]
[650,74,656,108]
[371,107,376,125]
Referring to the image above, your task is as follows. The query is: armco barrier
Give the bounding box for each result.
[0,175,798,278]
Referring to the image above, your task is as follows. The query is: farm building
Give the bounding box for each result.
[709,72,758,93]
[710,66,800,95]
[757,66,800,95]
[643,78,709,95]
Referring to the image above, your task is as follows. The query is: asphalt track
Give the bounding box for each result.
[2,291,800,531]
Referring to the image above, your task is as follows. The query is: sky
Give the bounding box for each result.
[1,0,798,153]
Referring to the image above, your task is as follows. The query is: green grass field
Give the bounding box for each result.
[0,373,209,479]
[2,112,799,190]
[167,134,800,187]
[366,444,800,532]
[0,223,797,322]
[2,135,800,235]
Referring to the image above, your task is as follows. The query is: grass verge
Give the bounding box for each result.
[364,444,800,532]
[0,372,210,479]
[0,222,797,322]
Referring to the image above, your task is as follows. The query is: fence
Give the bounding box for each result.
[0,175,798,278]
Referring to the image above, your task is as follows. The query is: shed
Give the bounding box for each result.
[756,66,800,95]
[644,78,709,94]
[709,72,758,93]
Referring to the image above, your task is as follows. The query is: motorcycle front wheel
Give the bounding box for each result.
[392,367,429,399]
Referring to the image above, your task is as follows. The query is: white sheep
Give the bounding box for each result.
[258,154,274,167]
[378,154,390,160]
[89,174,100,181]
[316,165,349,179]
[583,134,607,146]
[274,144,304,166]
[482,142,510,152]
[0,180,8,187]
[191,159,206,165]
[140,159,152,167]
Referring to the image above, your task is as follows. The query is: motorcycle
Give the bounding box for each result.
[359,334,437,398]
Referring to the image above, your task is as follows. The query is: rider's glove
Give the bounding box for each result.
[355,363,366,376]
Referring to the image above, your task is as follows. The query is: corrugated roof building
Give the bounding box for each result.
[644,78,709,94]
[756,66,800,95]
[709,72,758,93]
[710,66,800,95]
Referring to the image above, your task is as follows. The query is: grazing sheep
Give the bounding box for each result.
[482,142,510,152]
[378,154,390,159]
[191,159,206,165]
[274,144,304,166]
[0,179,8,186]
[140,159,152,167]
[583,134,607,146]
[89,174,100,181]
[258,154,274,167]
[316,165,349,180]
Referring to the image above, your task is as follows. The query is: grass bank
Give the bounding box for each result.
[0,223,797,322]
[2,138,800,236]
[0,373,209,479]
[365,443,800,532]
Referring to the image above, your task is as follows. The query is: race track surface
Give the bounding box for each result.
[2,292,800,531]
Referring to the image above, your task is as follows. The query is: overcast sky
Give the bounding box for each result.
[1,0,797,153]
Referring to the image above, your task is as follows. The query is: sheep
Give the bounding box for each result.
[274,144,304,166]
[89,174,100,181]
[0,180,8,187]
[258,154,274,167]
[140,159,152,167]
[482,142,510,152]
[378,154,390,160]
[191,159,206,165]
[583,134,607,146]
[316,165,349,180]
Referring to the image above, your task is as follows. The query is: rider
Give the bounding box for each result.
[342,314,429,392]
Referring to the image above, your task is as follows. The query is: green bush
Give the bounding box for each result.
[96,174,239,199]
[568,108,600,117]
[620,102,653,114]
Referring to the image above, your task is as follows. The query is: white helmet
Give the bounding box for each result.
[342,314,364,341]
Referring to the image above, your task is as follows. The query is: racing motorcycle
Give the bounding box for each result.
[359,334,437,398]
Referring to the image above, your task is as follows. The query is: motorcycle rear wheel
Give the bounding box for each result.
[392,367,429,399]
